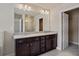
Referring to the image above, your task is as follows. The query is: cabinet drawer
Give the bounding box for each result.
[34,37,40,41]
[29,37,39,42]
[49,34,57,39]
[40,36,45,40]
[16,39,26,44]
[40,37,45,43]
[16,39,29,48]
[40,40,45,43]
[49,35,53,39]
[46,35,49,39]
[40,44,45,48]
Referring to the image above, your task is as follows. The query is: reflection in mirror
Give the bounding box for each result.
[39,18,43,31]
[14,4,50,33]
[25,15,35,32]
[14,14,23,33]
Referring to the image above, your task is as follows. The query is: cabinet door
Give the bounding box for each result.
[53,34,57,49]
[46,35,52,51]
[50,34,57,49]
[30,37,40,56]
[15,39,30,56]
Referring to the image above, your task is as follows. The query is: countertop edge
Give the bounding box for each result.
[13,32,58,39]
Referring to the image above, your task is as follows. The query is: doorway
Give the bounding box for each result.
[62,8,79,54]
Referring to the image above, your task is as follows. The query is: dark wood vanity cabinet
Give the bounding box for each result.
[15,39,30,56]
[40,36,46,53]
[15,34,57,56]
[15,37,40,56]
[51,34,57,49]
[30,37,40,55]
[46,35,52,51]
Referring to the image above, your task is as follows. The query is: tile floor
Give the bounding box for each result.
[5,44,79,56]
[40,44,79,56]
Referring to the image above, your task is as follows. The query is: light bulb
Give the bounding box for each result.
[25,5,28,9]
[42,10,44,13]
[27,6,32,11]
[45,10,49,14]
[40,9,44,14]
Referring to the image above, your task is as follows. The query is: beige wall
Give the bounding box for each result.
[0,31,4,55]
[0,4,14,55]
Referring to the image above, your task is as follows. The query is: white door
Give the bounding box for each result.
[62,13,69,50]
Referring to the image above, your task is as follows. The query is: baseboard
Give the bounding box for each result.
[5,53,14,56]
[70,41,79,45]
[56,47,62,51]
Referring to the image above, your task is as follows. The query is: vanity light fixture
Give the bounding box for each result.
[40,9,49,14]
[17,4,49,14]
[24,5,32,11]
[40,9,44,14]
[26,6,32,11]
[45,10,49,14]
[17,4,32,11]
[24,5,28,10]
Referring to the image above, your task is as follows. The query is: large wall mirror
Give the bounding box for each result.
[14,4,50,33]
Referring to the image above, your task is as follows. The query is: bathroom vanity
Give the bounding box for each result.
[13,4,57,56]
[14,31,57,56]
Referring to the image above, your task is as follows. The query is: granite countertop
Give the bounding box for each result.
[13,31,57,39]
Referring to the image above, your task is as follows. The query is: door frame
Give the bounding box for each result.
[61,6,79,50]
[62,12,69,50]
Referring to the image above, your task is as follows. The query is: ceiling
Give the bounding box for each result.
[30,3,67,9]
[30,3,78,9]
